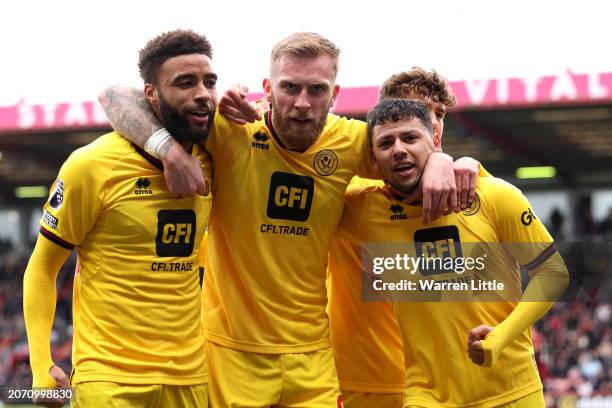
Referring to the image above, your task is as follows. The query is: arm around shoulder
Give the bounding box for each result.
[98,85,164,151]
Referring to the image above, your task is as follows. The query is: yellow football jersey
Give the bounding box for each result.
[327,177,405,394]
[338,176,555,407]
[199,231,208,267]
[40,132,211,385]
[203,111,375,353]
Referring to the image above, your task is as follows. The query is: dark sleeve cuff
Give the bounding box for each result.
[39,227,75,250]
[521,242,556,271]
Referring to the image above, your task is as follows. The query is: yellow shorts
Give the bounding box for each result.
[402,389,544,408]
[342,390,403,408]
[207,342,341,407]
[72,381,208,408]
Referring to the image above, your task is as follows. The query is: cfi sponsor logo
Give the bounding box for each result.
[390,203,407,221]
[266,172,314,222]
[156,210,197,257]
[252,131,270,150]
[413,225,463,276]
[49,179,64,210]
[313,149,338,176]
[135,177,153,195]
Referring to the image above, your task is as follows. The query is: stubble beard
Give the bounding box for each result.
[271,97,326,152]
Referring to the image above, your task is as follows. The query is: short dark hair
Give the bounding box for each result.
[367,98,434,140]
[138,29,213,84]
[379,67,456,107]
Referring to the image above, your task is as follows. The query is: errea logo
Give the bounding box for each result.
[390,204,407,221]
[135,177,153,195]
[252,132,270,150]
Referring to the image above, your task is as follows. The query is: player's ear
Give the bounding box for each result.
[329,84,340,109]
[370,149,380,172]
[263,79,272,103]
[430,122,442,151]
[144,84,158,106]
[433,132,442,150]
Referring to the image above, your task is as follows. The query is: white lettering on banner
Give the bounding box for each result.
[64,103,88,126]
[6,71,612,133]
[17,101,35,129]
[92,102,109,124]
[550,70,578,101]
[587,73,608,99]
[42,103,57,127]
[496,78,510,104]
[465,79,490,105]
[521,76,541,102]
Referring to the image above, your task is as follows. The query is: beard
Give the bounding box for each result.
[270,95,327,152]
[158,92,213,145]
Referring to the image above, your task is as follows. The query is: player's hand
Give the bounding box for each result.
[467,324,494,366]
[453,157,479,210]
[161,142,209,198]
[420,152,457,224]
[32,365,70,407]
[219,84,262,124]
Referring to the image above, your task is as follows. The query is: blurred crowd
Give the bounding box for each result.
[0,252,73,401]
[535,302,611,406]
[548,198,612,241]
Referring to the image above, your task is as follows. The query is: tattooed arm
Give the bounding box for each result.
[98,86,208,197]
[98,85,164,147]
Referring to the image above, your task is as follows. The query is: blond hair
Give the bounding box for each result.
[270,32,340,77]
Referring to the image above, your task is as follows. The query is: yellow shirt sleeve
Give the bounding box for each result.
[478,164,492,177]
[28,142,107,385]
[350,119,381,180]
[485,178,553,264]
[23,234,72,387]
[40,146,106,247]
[480,252,568,366]
[206,109,250,157]
[478,178,568,366]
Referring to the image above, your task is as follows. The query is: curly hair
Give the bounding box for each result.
[379,67,456,107]
[138,29,213,84]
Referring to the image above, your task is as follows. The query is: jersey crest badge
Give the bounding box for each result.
[313,149,338,176]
